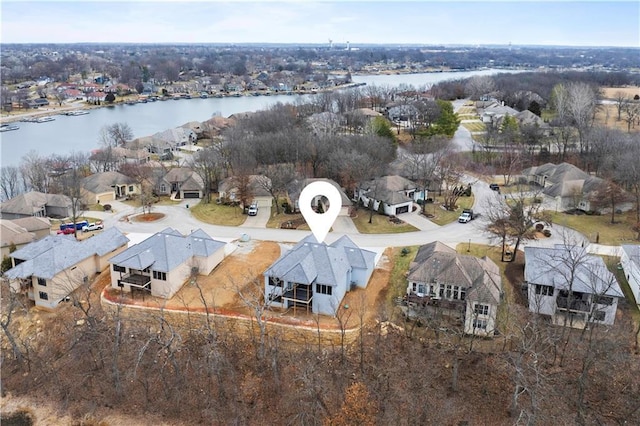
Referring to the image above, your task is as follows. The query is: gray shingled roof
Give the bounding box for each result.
[622,245,640,266]
[0,191,72,216]
[522,162,603,198]
[524,246,623,297]
[108,227,225,273]
[408,241,502,305]
[82,171,135,194]
[5,227,129,280]
[264,235,375,287]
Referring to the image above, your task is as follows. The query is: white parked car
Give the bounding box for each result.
[458,212,472,223]
[82,222,104,232]
[247,203,259,216]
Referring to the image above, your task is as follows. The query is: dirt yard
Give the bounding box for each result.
[102,241,394,331]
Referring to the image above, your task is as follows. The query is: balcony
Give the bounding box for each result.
[118,273,151,290]
[556,296,591,313]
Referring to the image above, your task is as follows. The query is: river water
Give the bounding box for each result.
[1,69,510,167]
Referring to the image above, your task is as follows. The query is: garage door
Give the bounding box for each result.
[395,205,410,215]
[183,191,200,199]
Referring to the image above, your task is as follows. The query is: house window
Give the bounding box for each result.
[160,184,166,193]
[418,283,426,294]
[39,291,48,300]
[113,265,126,273]
[269,277,283,287]
[316,284,332,295]
[592,311,606,322]
[473,319,487,330]
[153,271,167,281]
[594,296,613,306]
[445,285,452,299]
[129,185,134,192]
[535,284,554,296]
[474,304,489,316]
[460,288,466,300]
[37,277,46,287]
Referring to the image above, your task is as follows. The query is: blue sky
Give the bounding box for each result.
[1,1,638,47]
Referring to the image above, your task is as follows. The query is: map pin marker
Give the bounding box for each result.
[299,181,342,244]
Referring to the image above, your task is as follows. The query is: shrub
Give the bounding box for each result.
[103,204,112,211]
[400,247,411,257]
[542,229,551,237]
[535,223,544,232]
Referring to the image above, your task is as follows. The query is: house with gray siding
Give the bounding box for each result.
[620,245,640,307]
[525,245,623,328]
[108,228,227,299]
[264,235,376,316]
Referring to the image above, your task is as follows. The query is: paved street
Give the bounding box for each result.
[84,113,611,256]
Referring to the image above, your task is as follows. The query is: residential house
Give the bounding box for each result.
[479,102,519,125]
[524,245,623,328]
[4,228,129,309]
[521,162,604,212]
[11,216,51,240]
[81,171,140,204]
[1,217,52,258]
[264,235,377,315]
[620,245,640,307]
[406,241,503,336]
[108,228,227,299]
[152,127,197,149]
[287,178,352,217]
[159,167,204,199]
[0,191,72,220]
[218,175,273,208]
[356,175,423,216]
[1,220,36,259]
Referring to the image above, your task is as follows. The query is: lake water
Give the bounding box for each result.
[1,69,511,167]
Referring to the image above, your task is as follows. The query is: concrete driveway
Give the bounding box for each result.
[240,202,270,228]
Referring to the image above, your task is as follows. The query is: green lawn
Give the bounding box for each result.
[190,200,246,226]
[461,121,486,132]
[424,195,475,226]
[457,106,477,115]
[351,210,419,234]
[548,210,639,245]
[386,246,419,308]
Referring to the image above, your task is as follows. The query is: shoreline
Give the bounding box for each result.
[0,67,523,125]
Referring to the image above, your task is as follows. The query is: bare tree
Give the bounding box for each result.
[589,180,629,224]
[255,164,296,214]
[0,165,24,200]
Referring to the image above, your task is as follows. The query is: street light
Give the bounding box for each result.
[467,239,471,252]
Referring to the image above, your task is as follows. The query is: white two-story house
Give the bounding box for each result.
[525,245,623,328]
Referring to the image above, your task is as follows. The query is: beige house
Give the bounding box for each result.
[81,171,140,204]
[0,217,51,258]
[158,167,205,200]
[218,175,273,208]
[108,228,227,299]
[4,227,129,309]
[406,241,503,336]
